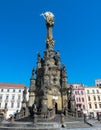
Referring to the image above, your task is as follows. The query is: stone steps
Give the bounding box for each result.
[65,121,90,129]
[1,119,101,130]
[2,114,98,130]
[0,121,60,130]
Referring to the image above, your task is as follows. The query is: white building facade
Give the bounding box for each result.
[0,83,29,119]
[85,86,101,118]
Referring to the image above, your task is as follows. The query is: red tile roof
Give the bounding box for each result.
[0,83,25,89]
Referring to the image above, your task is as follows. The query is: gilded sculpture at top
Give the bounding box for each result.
[41,11,55,49]
[44,12,54,26]
[41,11,54,26]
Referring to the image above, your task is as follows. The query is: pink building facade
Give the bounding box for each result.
[70,84,87,114]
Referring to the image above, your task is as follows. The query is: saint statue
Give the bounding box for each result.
[41,11,54,26]
[41,11,55,49]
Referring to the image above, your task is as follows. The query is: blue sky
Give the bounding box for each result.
[0,0,101,87]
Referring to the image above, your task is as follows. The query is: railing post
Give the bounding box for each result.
[33,112,37,127]
[84,114,86,123]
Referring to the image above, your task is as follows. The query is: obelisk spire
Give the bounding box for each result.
[41,11,55,50]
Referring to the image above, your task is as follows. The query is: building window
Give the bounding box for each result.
[93,96,96,101]
[99,104,101,108]
[17,103,20,108]
[5,103,7,109]
[6,95,9,100]
[13,89,15,92]
[79,98,81,102]
[95,104,97,109]
[18,95,21,100]
[0,95,2,99]
[98,96,100,101]
[82,98,84,102]
[12,95,15,100]
[88,96,91,101]
[97,90,99,93]
[89,104,92,109]
[87,90,89,94]
[1,89,3,92]
[76,98,78,102]
[92,90,95,94]
[75,91,77,95]
[81,91,83,95]
[7,89,9,92]
[11,103,14,108]
[19,90,21,93]
[83,105,85,109]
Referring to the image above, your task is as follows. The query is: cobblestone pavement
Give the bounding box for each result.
[87,119,101,127]
[3,115,101,129]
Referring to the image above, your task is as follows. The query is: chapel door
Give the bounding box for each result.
[55,102,58,114]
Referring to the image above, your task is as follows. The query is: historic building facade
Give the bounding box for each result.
[70,84,88,114]
[0,83,28,118]
[28,12,68,114]
[84,86,101,117]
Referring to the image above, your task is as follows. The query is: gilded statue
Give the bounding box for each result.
[41,11,54,26]
[41,11,55,48]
